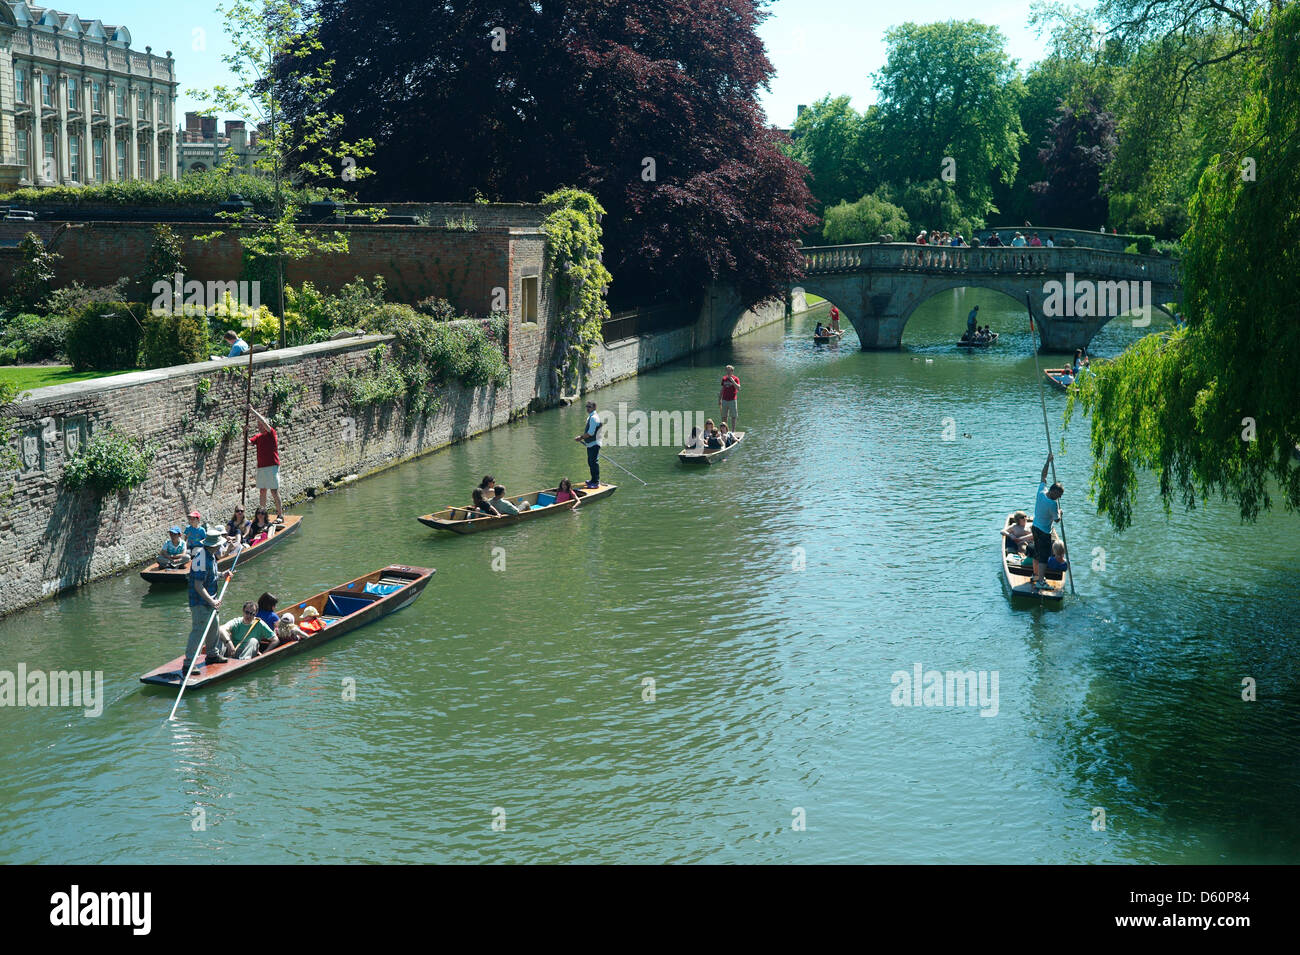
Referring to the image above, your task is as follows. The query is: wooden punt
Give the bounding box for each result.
[139,515,303,585]
[679,430,747,465]
[1043,370,1073,392]
[140,564,434,690]
[956,333,999,348]
[416,482,618,534]
[999,513,1065,603]
[813,330,843,344]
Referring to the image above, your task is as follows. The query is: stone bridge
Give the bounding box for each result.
[796,243,1182,351]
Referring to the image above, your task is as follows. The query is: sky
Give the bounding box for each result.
[70,0,1081,127]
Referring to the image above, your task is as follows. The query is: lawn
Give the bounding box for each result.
[803,293,826,305]
[0,365,134,391]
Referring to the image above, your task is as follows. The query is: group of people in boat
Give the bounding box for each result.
[683,419,738,452]
[468,474,583,518]
[1052,349,1092,386]
[156,505,280,569]
[960,325,996,344]
[814,321,841,339]
[1001,454,1069,590]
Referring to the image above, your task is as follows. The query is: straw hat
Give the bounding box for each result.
[301,606,321,619]
[202,526,224,546]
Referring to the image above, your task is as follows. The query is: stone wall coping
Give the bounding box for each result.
[15,334,395,407]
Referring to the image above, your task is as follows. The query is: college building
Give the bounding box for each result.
[0,3,178,189]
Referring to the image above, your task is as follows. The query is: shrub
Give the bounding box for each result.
[822,190,911,245]
[1151,239,1183,258]
[66,302,145,371]
[62,429,156,494]
[6,234,60,310]
[413,296,459,321]
[136,224,187,300]
[46,279,131,318]
[1,312,68,362]
[0,171,327,214]
[141,311,208,369]
[0,345,17,365]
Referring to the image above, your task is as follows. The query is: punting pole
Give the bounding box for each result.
[1024,291,1077,596]
[597,451,648,486]
[167,541,245,722]
[239,314,255,509]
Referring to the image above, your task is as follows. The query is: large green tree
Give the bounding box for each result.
[871,20,1025,221]
[786,95,869,212]
[1066,2,1300,529]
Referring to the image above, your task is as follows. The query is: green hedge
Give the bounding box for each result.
[0,171,327,213]
[141,311,208,369]
[66,302,146,371]
[0,312,67,362]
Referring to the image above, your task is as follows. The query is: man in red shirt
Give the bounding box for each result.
[249,407,284,523]
[718,365,740,432]
[829,305,840,333]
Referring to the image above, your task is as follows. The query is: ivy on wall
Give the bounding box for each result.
[541,188,613,396]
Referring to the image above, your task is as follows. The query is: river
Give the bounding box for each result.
[2,288,1297,863]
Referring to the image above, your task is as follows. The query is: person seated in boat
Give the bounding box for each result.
[471,487,500,517]
[719,423,737,446]
[246,507,274,546]
[683,427,704,451]
[221,505,249,555]
[554,478,580,506]
[1002,512,1033,555]
[815,322,827,337]
[184,509,206,553]
[255,592,280,633]
[491,485,522,516]
[298,605,327,634]
[219,601,274,661]
[959,330,971,343]
[1046,540,1069,575]
[705,426,725,450]
[270,612,308,649]
[1058,368,1075,386]
[478,475,497,499]
[158,526,188,569]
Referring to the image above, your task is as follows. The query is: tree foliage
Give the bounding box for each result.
[1066,3,1300,529]
[822,190,911,245]
[290,0,815,305]
[787,95,869,211]
[1030,97,1118,229]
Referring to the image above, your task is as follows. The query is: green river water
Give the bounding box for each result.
[2,289,1298,864]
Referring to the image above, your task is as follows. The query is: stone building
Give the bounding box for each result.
[0,3,178,190]
[177,111,263,177]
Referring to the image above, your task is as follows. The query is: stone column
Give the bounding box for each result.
[148,91,159,180]
[57,72,70,183]
[127,85,139,180]
[106,82,118,181]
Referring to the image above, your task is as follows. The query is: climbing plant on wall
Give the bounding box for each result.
[541,188,612,396]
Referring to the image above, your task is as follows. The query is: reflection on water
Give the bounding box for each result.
[0,289,1296,863]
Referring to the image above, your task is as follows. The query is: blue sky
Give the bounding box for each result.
[86,0,1077,126]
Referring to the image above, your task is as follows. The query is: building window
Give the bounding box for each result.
[139,143,149,179]
[69,135,81,181]
[93,81,103,113]
[93,138,104,182]
[16,69,27,103]
[115,89,125,117]
[42,73,53,107]
[159,143,168,175]
[67,76,79,108]
[116,145,126,180]
[17,130,28,167]
[43,133,56,180]
[521,276,539,323]
[137,94,146,120]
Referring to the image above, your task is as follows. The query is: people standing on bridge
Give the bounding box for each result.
[986,232,1003,247]
[1011,233,1027,247]
[967,306,980,336]
[1032,455,1064,591]
[915,230,928,245]
[718,365,740,432]
[575,400,603,489]
[1045,235,1055,248]
[248,407,284,524]
[1030,233,1043,247]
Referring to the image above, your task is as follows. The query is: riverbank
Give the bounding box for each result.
[0,288,808,615]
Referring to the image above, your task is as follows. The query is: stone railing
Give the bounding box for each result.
[802,243,1180,287]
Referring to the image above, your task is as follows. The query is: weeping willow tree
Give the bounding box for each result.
[1066,2,1300,530]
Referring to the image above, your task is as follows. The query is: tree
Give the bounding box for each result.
[194,0,379,347]
[136,224,186,303]
[6,234,60,311]
[1030,97,1117,228]
[871,20,1025,221]
[786,95,869,211]
[291,1,815,306]
[1065,2,1300,530]
[822,190,911,245]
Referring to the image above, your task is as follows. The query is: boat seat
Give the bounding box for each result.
[377,576,412,587]
[324,593,376,617]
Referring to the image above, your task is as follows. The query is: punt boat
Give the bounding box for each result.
[813,330,844,344]
[140,565,434,690]
[956,333,999,348]
[1043,370,1073,392]
[139,515,303,585]
[416,482,618,534]
[679,431,747,465]
[999,514,1065,604]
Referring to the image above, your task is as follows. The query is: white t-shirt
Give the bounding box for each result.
[584,412,603,447]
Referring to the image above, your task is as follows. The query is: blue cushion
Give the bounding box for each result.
[364,582,401,595]
[536,492,556,507]
[324,593,373,616]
